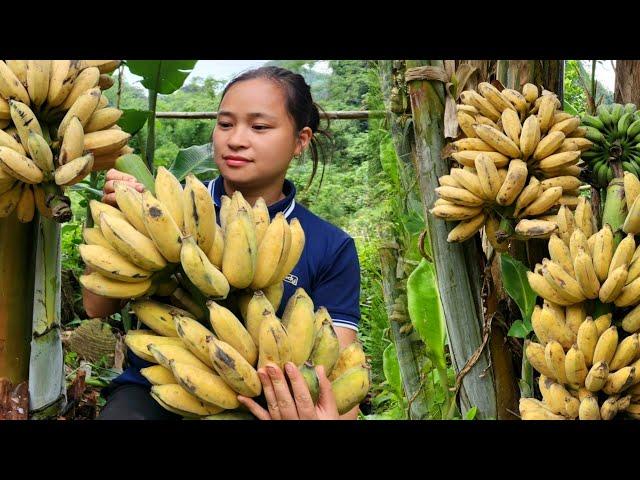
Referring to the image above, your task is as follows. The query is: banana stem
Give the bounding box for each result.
[41,182,71,224]
[602,178,627,246]
[145,75,159,172]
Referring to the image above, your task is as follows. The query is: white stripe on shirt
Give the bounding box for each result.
[283,199,296,219]
[332,319,359,332]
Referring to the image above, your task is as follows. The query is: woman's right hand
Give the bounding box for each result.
[102,168,146,207]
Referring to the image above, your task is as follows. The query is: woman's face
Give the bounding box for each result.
[213,78,309,189]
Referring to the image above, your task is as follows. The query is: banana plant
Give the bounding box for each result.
[124,60,198,171]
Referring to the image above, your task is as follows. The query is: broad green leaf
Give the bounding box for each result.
[382,343,402,397]
[500,254,536,324]
[118,109,151,135]
[126,60,198,95]
[507,320,531,339]
[464,406,478,420]
[407,258,446,371]
[168,143,217,182]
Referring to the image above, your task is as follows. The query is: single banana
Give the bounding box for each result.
[569,228,589,265]
[614,276,640,307]
[574,196,594,238]
[525,340,556,378]
[549,116,581,136]
[140,365,176,385]
[603,366,636,395]
[155,166,184,230]
[251,212,292,289]
[207,337,262,397]
[78,60,121,74]
[610,233,636,276]
[448,168,484,199]
[474,153,502,201]
[537,151,581,171]
[9,100,43,148]
[150,384,223,418]
[83,227,113,250]
[47,60,82,107]
[599,264,628,303]
[329,342,367,381]
[84,107,122,133]
[0,129,25,155]
[625,171,640,210]
[25,60,50,108]
[252,197,271,247]
[595,314,612,337]
[564,303,585,337]
[537,95,558,133]
[513,177,541,217]
[565,345,588,386]
[80,271,151,299]
[243,290,274,344]
[57,87,101,137]
[141,190,183,263]
[148,343,211,372]
[15,185,34,223]
[60,67,100,110]
[500,108,522,145]
[174,314,216,367]
[585,361,609,392]
[89,199,126,225]
[79,244,153,283]
[477,82,517,113]
[622,304,640,333]
[430,203,483,221]
[206,223,224,269]
[272,217,305,283]
[532,131,565,160]
[180,235,230,298]
[545,341,568,384]
[610,334,640,371]
[451,151,509,168]
[474,124,521,158]
[257,310,293,370]
[83,129,131,156]
[593,326,619,366]
[58,116,85,165]
[452,138,493,152]
[624,196,640,234]
[456,111,478,138]
[541,259,586,303]
[222,207,257,289]
[54,153,94,187]
[501,88,528,116]
[556,205,575,246]
[522,83,539,103]
[99,212,167,271]
[572,251,601,300]
[0,61,30,104]
[446,212,486,243]
[131,299,194,336]
[183,174,216,253]
[282,288,316,366]
[331,366,370,415]
[124,334,184,363]
[459,90,501,121]
[593,225,614,282]
[527,271,575,306]
[0,146,43,184]
[515,220,557,239]
[113,181,147,234]
[520,186,563,217]
[579,396,601,420]
[26,132,54,178]
[170,361,239,409]
[519,114,541,160]
[548,234,575,276]
[600,395,620,420]
[495,159,527,206]
[310,318,340,377]
[207,300,257,366]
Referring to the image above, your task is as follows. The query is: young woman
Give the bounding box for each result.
[85,66,362,420]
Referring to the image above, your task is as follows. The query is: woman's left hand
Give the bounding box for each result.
[237,362,340,420]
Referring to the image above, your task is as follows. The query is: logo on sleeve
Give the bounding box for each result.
[284,274,298,286]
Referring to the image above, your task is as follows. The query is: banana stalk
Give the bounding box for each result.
[602,178,627,247]
[0,211,36,385]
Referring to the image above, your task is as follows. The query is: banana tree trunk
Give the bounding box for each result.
[615,60,640,105]
[0,211,37,385]
[29,214,65,418]
[405,60,499,418]
[496,60,564,95]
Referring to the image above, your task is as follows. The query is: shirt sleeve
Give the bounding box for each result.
[310,236,361,331]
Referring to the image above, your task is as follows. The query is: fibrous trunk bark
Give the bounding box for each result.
[615,60,640,105]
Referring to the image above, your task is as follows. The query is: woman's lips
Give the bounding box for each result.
[224,156,251,167]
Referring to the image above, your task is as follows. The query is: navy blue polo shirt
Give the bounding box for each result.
[107,175,361,391]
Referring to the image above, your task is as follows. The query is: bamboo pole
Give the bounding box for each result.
[405,60,498,418]
[155,110,386,120]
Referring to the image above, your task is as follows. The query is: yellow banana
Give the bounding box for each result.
[57,86,102,136]
[624,196,640,234]
[520,186,563,217]
[625,171,640,210]
[447,212,486,243]
[599,395,620,420]
[527,271,575,306]
[9,100,42,149]
[113,181,147,234]
[59,67,100,111]
[174,314,216,367]
[132,299,194,337]
[569,228,589,265]
[252,197,270,246]
[459,90,501,121]
[148,343,211,372]
[593,326,619,366]
[532,131,566,160]
[83,129,131,156]
[310,318,340,377]
[519,114,541,160]
[435,185,485,207]
[537,151,581,171]
[84,107,122,133]
[219,195,231,230]
[331,366,370,415]
[548,234,574,276]
[180,235,229,298]
[574,196,594,238]
[519,398,566,420]
[25,60,50,108]
[537,95,558,133]
[579,396,601,420]
[549,116,581,136]
[46,60,71,107]
[257,310,293,370]
[15,185,34,223]
[599,264,628,303]
[26,132,54,178]
[622,304,640,333]
[170,361,239,409]
[448,168,484,199]
[451,151,509,168]
[6,60,27,88]
[0,61,30,104]
[565,303,585,337]
[183,174,216,253]
[525,340,556,378]
[603,366,636,395]
[430,203,482,221]
[541,259,586,303]
[79,244,153,283]
[207,300,257,366]
[609,233,636,276]
[100,212,167,271]
[522,83,539,103]
[556,205,575,246]
[282,288,316,366]
[242,290,273,344]
[500,108,522,145]
[329,342,367,381]
[124,334,184,363]
[474,124,521,158]
[495,159,527,206]
[150,384,223,418]
[456,111,478,138]
[595,314,612,337]
[78,60,121,74]
[478,82,517,113]
[474,153,502,201]
[140,365,176,385]
[501,88,528,116]
[207,337,262,397]
[512,176,541,217]
[565,345,588,386]
[0,129,25,155]
[593,225,614,282]
[89,199,126,225]
[221,207,257,289]
[273,217,305,283]
[515,219,557,239]
[80,271,151,299]
[82,227,112,250]
[155,166,184,231]
[54,153,94,187]
[585,361,609,392]
[572,250,601,300]
[452,138,494,152]
[545,341,568,384]
[141,190,183,263]
[0,146,43,184]
[614,276,640,307]
[251,212,291,289]
[205,223,224,269]
[610,333,640,371]
[58,116,85,165]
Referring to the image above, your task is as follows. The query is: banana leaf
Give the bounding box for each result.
[168,143,218,182]
[118,109,152,136]
[125,61,198,95]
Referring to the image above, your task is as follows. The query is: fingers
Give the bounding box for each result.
[284,362,316,419]
[101,192,118,207]
[316,365,339,416]
[264,363,298,419]
[258,367,282,420]
[106,168,138,183]
[236,395,271,421]
[102,177,144,207]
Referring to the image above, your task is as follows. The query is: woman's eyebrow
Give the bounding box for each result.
[218,110,277,121]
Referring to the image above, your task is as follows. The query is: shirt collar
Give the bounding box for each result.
[210,175,297,219]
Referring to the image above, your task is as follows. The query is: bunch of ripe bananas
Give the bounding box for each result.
[521,189,640,419]
[123,294,370,419]
[431,82,593,249]
[581,103,640,187]
[79,166,304,302]
[0,60,130,223]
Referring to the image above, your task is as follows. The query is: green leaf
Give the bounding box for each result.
[126,60,198,95]
[382,343,402,397]
[118,109,151,135]
[407,258,447,371]
[464,406,478,420]
[500,253,536,324]
[507,319,531,339]
[168,143,217,182]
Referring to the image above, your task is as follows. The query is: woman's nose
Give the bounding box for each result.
[227,126,250,149]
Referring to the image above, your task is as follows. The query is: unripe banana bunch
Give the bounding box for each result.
[581,102,640,187]
[0,60,130,223]
[432,82,592,245]
[123,291,370,419]
[522,302,640,420]
[79,166,306,303]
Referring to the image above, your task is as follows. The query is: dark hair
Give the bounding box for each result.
[218,66,333,190]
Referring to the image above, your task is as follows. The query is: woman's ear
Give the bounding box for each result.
[294,126,313,156]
